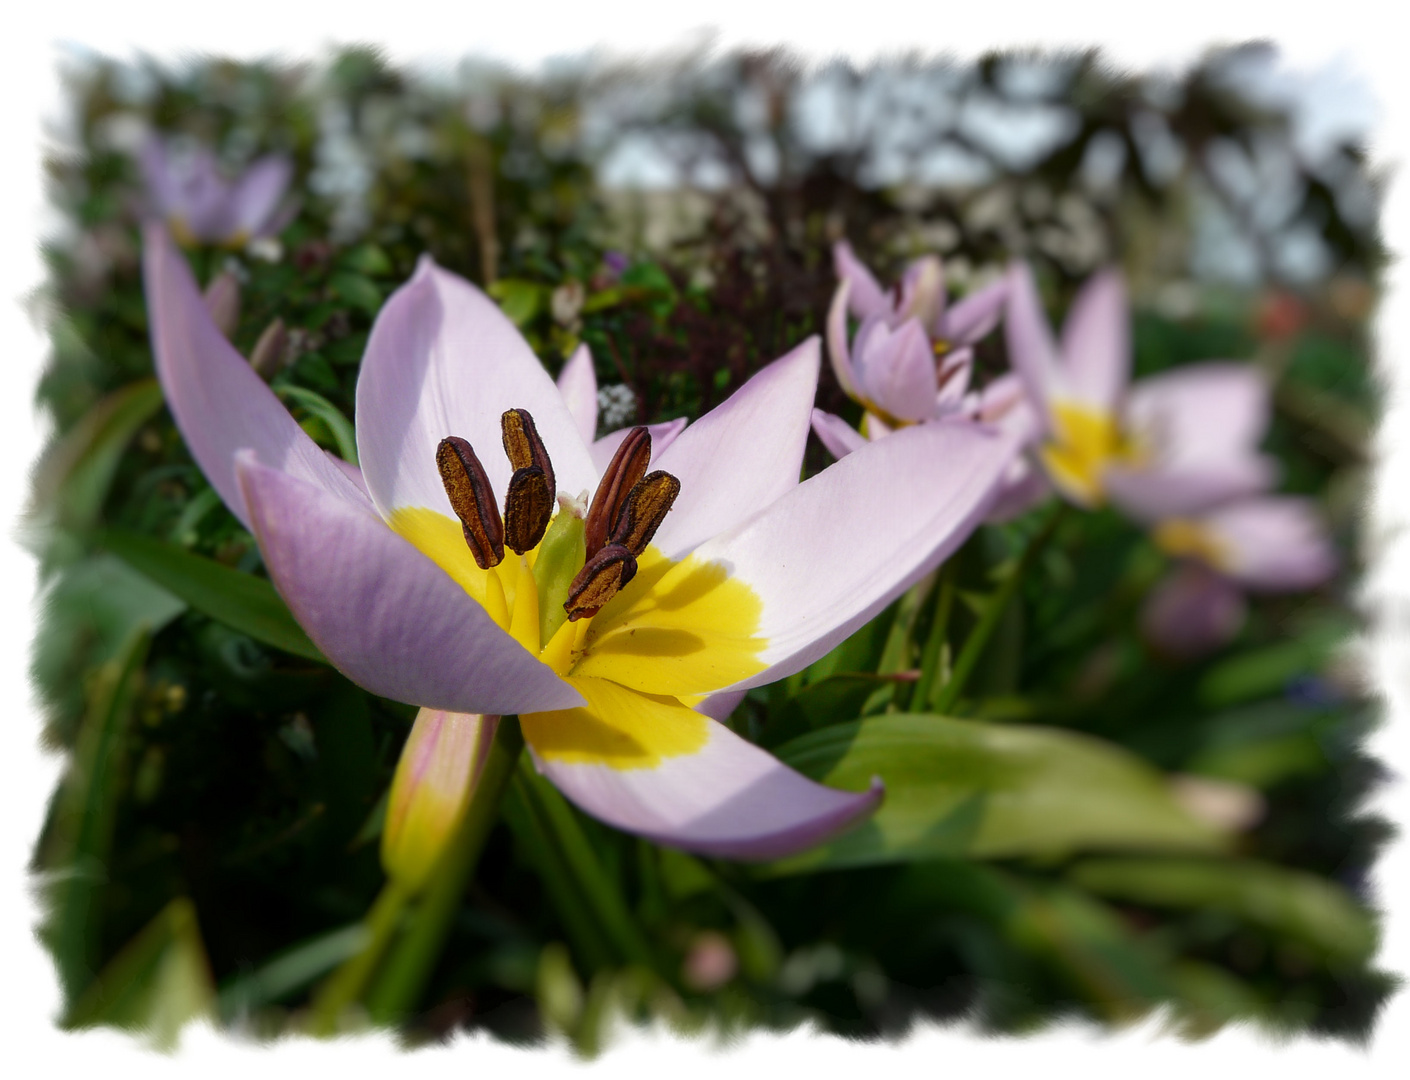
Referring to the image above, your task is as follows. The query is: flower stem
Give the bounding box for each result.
[308,877,408,1035]
[932,504,1065,715]
[361,716,525,1024]
[907,563,955,710]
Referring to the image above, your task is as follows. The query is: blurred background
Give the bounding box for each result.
[19,36,1397,1053]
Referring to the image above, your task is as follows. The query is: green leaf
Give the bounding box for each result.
[340,243,392,276]
[217,922,368,1020]
[29,377,165,532]
[488,278,548,327]
[1198,619,1346,707]
[275,384,358,464]
[101,528,326,662]
[329,271,384,316]
[1067,857,1378,964]
[760,714,1226,874]
[44,628,152,1001]
[761,673,900,748]
[65,897,216,1049]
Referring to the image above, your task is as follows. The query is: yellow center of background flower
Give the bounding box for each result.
[1039,400,1144,507]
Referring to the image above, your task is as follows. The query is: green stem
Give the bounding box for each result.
[308,878,408,1035]
[932,505,1065,715]
[519,763,655,968]
[362,716,525,1023]
[907,564,955,711]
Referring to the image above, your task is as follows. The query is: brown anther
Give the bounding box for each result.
[501,408,555,495]
[436,436,504,569]
[564,543,637,622]
[610,471,680,556]
[503,466,554,554]
[584,426,651,558]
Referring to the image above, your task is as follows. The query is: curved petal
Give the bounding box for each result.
[826,279,864,401]
[897,255,945,333]
[582,422,1017,699]
[853,318,939,422]
[521,677,882,861]
[1202,498,1337,591]
[324,451,370,496]
[1060,268,1130,413]
[833,240,892,321]
[589,417,688,476]
[649,338,820,559]
[1003,261,1061,430]
[355,258,599,522]
[142,223,369,526]
[985,458,1052,523]
[1124,362,1271,466]
[230,155,293,239]
[236,454,584,715]
[939,277,1009,345]
[1105,459,1277,522]
[810,408,869,460]
[556,342,599,445]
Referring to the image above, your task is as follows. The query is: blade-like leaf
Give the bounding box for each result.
[65,897,216,1050]
[275,384,358,464]
[102,528,326,662]
[1067,856,1377,964]
[761,714,1227,874]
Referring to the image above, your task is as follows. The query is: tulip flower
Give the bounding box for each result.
[140,137,294,247]
[1141,496,1337,657]
[143,223,1019,860]
[1004,263,1277,518]
[824,241,1010,431]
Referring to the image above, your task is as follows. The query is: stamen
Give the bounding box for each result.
[436,436,504,569]
[610,471,680,555]
[504,466,554,554]
[564,543,637,622]
[500,409,556,554]
[501,408,555,494]
[584,426,651,558]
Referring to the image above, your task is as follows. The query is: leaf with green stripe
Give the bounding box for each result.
[102,528,326,662]
[760,714,1227,875]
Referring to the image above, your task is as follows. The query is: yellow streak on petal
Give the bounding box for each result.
[1153,519,1232,571]
[508,554,541,654]
[570,547,768,698]
[520,675,710,769]
[389,507,494,609]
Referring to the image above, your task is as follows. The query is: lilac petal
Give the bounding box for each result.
[985,458,1052,524]
[324,451,370,496]
[649,339,819,559]
[826,279,864,401]
[697,420,1018,690]
[1105,459,1277,523]
[237,454,583,714]
[1202,498,1338,591]
[935,348,974,410]
[229,154,294,239]
[589,417,688,475]
[851,317,938,422]
[695,689,747,721]
[182,150,234,240]
[810,408,869,460]
[897,255,946,333]
[1141,564,1247,659]
[1059,268,1130,412]
[522,678,882,861]
[556,342,599,445]
[1124,362,1271,467]
[142,223,368,526]
[939,277,1009,345]
[833,240,893,322]
[1003,262,1061,430]
[355,257,599,520]
[138,137,180,219]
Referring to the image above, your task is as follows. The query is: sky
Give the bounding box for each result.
[2,3,1407,1077]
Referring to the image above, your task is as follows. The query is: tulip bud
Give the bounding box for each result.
[1140,563,1246,661]
[381,710,498,895]
[202,271,241,338]
[248,317,288,381]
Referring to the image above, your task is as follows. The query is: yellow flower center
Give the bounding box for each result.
[1039,400,1145,507]
[1152,518,1231,571]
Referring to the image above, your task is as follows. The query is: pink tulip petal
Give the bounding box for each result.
[810,408,869,460]
[1141,564,1247,659]
[237,454,583,715]
[833,240,893,321]
[1059,269,1130,413]
[556,342,599,445]
[649,339,819,558]
[589,417,688,476]
[940,278,1010,345]
[355,258,599,521]
[1202,498,1338,591]
[142,223,369,526]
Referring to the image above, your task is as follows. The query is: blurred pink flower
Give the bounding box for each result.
[140,136,294,247]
